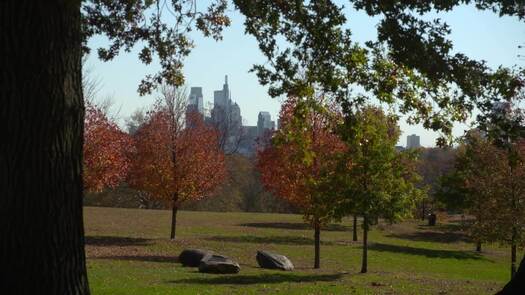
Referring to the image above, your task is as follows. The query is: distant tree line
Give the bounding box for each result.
[84,154,296,214]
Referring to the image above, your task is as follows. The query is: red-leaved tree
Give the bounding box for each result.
[129,87,226,240]
[84,102,132,192]
[257,97,345,268]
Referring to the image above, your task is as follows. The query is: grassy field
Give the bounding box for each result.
[85,206,511,294]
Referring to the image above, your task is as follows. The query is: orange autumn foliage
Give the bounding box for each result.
[83,102,132,192]
[128,109,226,208]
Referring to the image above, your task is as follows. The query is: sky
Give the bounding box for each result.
[85,2,524,147]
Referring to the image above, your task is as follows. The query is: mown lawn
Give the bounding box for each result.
[85,207,511,294]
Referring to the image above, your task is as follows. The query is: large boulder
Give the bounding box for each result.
[179,249,213,267]
[198,254,240,274]
[256,250,294,271]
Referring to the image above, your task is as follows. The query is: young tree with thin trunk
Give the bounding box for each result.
[473,138,525,278]
[438,131,500,253]
[352,215,358,242]
[478,93,525,279]
[257,97,345,269]
[497,141,525,278]
[333,106,422,273]
[128,86,226,240]
[443,129,525,278]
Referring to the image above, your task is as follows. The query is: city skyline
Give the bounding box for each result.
[189,75,432,149]
[189,75,276,132]
[188,75,276,155]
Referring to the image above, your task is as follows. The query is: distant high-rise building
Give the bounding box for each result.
[406,134,421,149]
[210,75,243,152]
[257,111,274,136]
[188,87,204,115]
[230,102,242,132]
[211,75,242,127]
[213,75,230,108]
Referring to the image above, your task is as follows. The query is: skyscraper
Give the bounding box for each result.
[406,134,421,149]
[210,75,243,153]
[211,75,242,126]
[213,75,230,108]
[188,87,204,115]
[257,111,274,136]
[230,102,242,132]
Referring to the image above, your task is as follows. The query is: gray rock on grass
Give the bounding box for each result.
[178,249,213,267]
[198,254,241,274]
[256,250,294,271]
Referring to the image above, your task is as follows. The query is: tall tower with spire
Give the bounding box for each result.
[211,75,243,152]
[214,75,230,108]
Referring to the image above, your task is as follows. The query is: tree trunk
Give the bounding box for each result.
[0,1,89,294]
[314,221,320,269]
[353,215,358,242]
[511,242,517,278]
[421,201,426,221]
[476,241,482,252]
[497,253,525,294]
[170,205,179,240]
[361,215,368,273]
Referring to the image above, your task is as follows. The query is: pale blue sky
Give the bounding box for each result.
[85,2,524,147]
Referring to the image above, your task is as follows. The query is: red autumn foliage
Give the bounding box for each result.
[83,102,132,192]
[257,98,345,218]
[128,104,226,239]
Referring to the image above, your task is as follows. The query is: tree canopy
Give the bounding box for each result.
[82,0,231,94]
[128,88,226,239]
[330,105,422,273]
[83,101,133,192]
[234,0,525,145]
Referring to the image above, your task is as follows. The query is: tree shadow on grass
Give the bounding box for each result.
[168,273,343,285]
[205,235,334,246]
[368,243,484,260]
[239,222,350,232]
[85,236,153,247]
[419,223,466,232]
[386,231,470,243]
[94,255,178,263]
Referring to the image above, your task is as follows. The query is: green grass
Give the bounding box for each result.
[85,207,511,294]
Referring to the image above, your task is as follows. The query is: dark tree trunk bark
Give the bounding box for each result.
[353,215,358,242]
[314,221,320,269]
[170,205,179,240]
[0,1,89,294]
[511,242,517,278]
[361,215,368,273]
[476,241,482,253]
[497,253,525,294]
